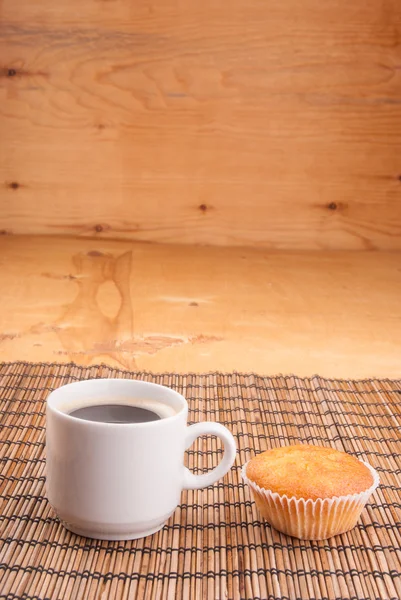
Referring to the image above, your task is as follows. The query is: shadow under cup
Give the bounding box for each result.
[46,378,236,540]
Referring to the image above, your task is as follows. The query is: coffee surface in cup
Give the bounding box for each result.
[69,403,161,424]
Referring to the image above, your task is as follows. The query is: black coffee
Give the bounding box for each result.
[68,404,161,424]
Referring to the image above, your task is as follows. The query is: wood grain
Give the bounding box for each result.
[0,236,400,377]
[1,0,401,249]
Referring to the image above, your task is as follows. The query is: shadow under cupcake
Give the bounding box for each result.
[242,444,380,540]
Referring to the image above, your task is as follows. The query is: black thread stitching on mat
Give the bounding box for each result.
[0,476,45,486]
[3,493,399,516]
[0,389,54,397]
[3,415,401,436]
[367,503,401,510]
[2,359,399,380]
[2,394,401,413]
[1,493,258,508]
[1,564,400,581]
[1,368,400,395]
[9,461,401,485]
[375,466,401,474]
[0,424,45,433]
[1,538,401,557]
[1,514,400,532]
[0,457,45,465]
[2,493,401,514]
[3,431,400,448]
[0,440,45,448]
[1,449,400,463]
[0,493,49,501]
[1,479,400,493]
[1,409,47,416]
[2,386,401,406]
[0,516,58,525]
[234,432,401,445]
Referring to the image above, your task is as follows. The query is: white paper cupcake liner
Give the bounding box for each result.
[242,461,380,540]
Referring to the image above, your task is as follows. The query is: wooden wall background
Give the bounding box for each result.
[1,0,401,250]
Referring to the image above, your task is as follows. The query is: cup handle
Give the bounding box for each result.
[182,422,236,490]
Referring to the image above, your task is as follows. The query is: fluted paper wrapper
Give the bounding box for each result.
[242,461,379,540]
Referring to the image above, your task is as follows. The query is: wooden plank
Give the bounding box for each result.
[0,236,400,378]
[1,0,401,249]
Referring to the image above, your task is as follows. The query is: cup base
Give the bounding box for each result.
[61,519,166,541]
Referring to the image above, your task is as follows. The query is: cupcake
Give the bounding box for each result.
[242,444,379,540]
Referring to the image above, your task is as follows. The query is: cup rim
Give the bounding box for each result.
[46,378,188,428]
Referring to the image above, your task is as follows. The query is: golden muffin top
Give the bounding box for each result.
[246,444,373,500]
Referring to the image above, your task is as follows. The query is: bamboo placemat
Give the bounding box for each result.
[0,362,400,600]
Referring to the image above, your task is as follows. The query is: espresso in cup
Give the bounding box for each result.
[68,398,174,424]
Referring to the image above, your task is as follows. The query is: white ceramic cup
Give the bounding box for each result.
[46,378,236,540]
